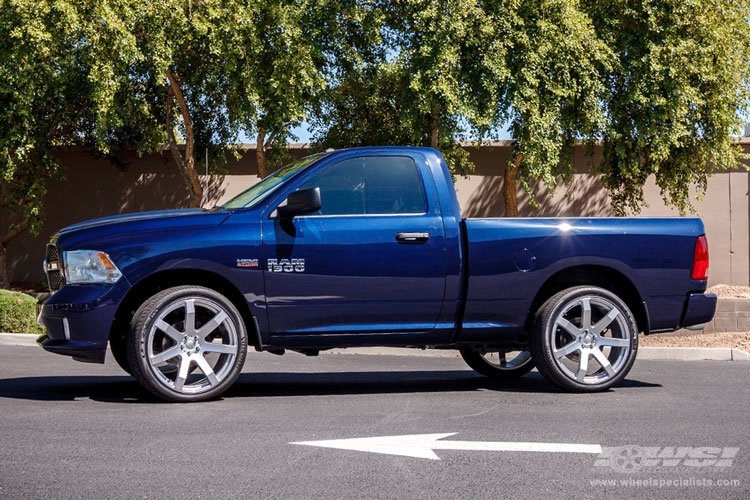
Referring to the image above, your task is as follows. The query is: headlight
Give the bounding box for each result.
[63,250,123,284]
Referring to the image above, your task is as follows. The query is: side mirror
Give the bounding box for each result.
[276,187,321,218]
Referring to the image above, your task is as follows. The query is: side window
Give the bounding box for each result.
[299,156,426,215]
[300,158,366,215]
[364,156,426,214]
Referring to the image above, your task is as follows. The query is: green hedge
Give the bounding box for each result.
[0,290,45,334]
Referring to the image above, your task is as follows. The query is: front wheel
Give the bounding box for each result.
[459,348,535,379]
[530,286,638,392]
[126,286,248,402]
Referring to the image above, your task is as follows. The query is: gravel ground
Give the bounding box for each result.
[705,283,750,299]
[640,330,750,350]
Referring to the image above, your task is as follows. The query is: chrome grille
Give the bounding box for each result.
[44,243,64,292]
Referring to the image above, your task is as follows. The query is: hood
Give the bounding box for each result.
[55,208,233,249]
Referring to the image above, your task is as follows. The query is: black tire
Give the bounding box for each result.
[530,286,638,392]
[460,348,535,379]
[109,331,133,375]
[126,286,248,402]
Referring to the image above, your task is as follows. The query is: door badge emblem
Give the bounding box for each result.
[267,258,305,273]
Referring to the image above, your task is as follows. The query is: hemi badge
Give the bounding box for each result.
[236,259,259,268]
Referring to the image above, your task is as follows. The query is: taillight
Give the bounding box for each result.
[691,235,709,281]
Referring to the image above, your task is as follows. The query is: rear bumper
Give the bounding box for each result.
[680,292,718,329]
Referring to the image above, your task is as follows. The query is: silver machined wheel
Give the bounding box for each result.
[531,286,638,392]
[481,350,533,370]
[460,348,535,379]
[146,296,239,393]
[127,286,247,402]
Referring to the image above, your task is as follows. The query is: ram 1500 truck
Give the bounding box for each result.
[38,146,717,401]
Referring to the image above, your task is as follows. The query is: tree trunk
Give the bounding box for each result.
[503,154,521,217]
[0,221,29,289]
[166,69,203,208]
[430,103,440,149]
[256,131,268,179]
[0,245,9,290]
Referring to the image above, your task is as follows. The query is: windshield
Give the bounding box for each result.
[222,153,327,209]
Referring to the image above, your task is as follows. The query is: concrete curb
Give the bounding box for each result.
[0,333,39,347]
[3,333,749,362]
[637,347,750,362]
[330,346,750,362]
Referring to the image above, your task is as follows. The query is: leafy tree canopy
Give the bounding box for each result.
[311,0,750,214]
[1,0,749,286]
[590,0,750,214]
[0,0,150,239]
[312,0,508,176]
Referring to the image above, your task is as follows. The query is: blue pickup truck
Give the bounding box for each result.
[38,146,717,401]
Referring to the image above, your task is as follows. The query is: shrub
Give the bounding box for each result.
[0,289,45,334]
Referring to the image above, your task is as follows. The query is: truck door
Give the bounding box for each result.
[261,154,448,337]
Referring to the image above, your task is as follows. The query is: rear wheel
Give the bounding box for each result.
[460,348,535,379]
[126,286,247,402]
[530,286,638,392]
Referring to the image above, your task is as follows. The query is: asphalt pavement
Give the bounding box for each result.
[0,343,748,499]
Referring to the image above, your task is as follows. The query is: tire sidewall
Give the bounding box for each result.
[531,286,638,392]
[126,286,248,402]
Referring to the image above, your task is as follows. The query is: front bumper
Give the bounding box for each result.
[37,334,107,363]
[37,279,131,364]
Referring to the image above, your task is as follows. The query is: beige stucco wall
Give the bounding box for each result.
[637,171,749,286]
[4,141,749,287]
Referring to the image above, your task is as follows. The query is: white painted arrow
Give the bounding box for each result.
[291,433,602,460]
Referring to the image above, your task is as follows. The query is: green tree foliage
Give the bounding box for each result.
[310,61,477,176]
[228,1,327,177]
[495,0,750,215]
[494,0,611,215]
[0,0,335,285]
[312,0,750,215]
[588,0,750,214]
[1,0,749,288]
[0,0,151,288]
[311,0,508,177]
[311,0,614,191]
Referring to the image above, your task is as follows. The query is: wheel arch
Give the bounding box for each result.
[524,265,648,335]
[110,269,261,351]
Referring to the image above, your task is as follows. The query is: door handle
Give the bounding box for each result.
[396,232,430,243]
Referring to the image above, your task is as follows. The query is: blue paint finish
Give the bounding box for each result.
[38,279,132,361]
[37,146,716,364]
[459,217,711,337]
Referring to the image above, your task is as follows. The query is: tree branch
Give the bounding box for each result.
[1,220,29,249]
[256,131,268,179]
[166,69,203,207]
